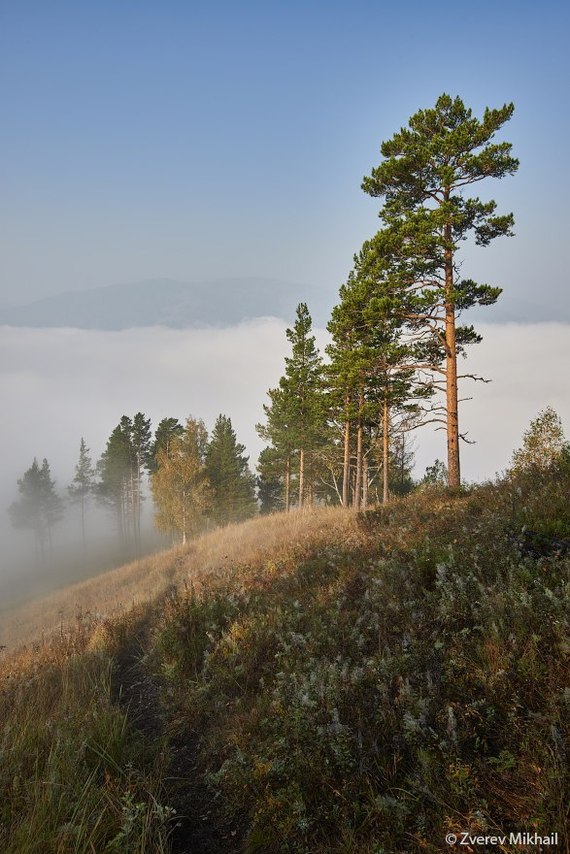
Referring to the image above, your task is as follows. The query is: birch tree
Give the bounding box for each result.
[151,417,211,544]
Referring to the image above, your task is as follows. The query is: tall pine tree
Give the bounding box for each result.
[97,414,152,553]
[362,94,518,486]
[327,255,432,506]
[131,412,152,555]
[97,419,133,549]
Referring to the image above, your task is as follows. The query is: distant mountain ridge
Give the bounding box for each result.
[0,278,315,330]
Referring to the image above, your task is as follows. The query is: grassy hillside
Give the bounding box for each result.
[1,468,569,852]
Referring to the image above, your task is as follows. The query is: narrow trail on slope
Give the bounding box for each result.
[110,602,242,854]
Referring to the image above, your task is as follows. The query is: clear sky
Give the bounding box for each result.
[1,0,569,320]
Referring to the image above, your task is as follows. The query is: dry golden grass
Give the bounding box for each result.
[0,506,359,655]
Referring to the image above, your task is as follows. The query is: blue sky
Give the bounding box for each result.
[1,0,569,320]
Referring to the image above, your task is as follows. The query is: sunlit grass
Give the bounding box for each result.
[1,505,357,652]
[0,471,568,851]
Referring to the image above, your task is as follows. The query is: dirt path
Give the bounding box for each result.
[110,606,242,854]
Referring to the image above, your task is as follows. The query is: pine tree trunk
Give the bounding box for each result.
[118,488,125,547]
[353,407,363,511]
[298,447,305,509]
[444,217,461,488]
[81,494,86,550]
[284,458,289,512]
[135,450,142,555]
[362,454,369,509]
[131,469,139,556]
[47,523,53,561]
[382,395,390,505]
[342,411,351,508]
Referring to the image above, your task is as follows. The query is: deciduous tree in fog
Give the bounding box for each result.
[68,438,95,549]
[509,407,568,474]
[9,458,63,563]
[151,417,211,544]
[205,415,256,525]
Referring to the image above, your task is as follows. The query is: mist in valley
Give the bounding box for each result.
[0,319,292,612]
[1,317,569,619]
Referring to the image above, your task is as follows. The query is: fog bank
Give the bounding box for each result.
[1,319,569,595]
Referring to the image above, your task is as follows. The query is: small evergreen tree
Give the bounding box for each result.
[68,438,95,548]
[257,385,296,511]
[421,459,448,488]
[205,415,256,526]
[256,447,284,514]
[257,303,325,509]
[9,458,63,563]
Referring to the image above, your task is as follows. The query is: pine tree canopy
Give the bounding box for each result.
[205,414,256,525]
[361,94,518,486]
[9,458,63,561]
[69,438,95,500]
[150,418,184,472]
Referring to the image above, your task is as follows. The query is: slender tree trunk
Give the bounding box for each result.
[47,523,53,561]
[131,468,139,556]
[342,407,351,508]
[81,494,86,550]
[298,447,305,509]
[382,395,390,505]
[284,456,291,512]
[118,489,125,547]
[136,451,142,555]
[444,215,460,488]
[362,453,369,509]
[353,404,363,511]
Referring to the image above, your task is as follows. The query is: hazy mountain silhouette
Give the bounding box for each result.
[0,278,317,329]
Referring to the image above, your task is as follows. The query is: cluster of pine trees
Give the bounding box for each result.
[9,413,256,561]
[257,93,519,508]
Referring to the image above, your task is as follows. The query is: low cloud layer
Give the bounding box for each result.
[446,322,570,481]
[1,319,568,519]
